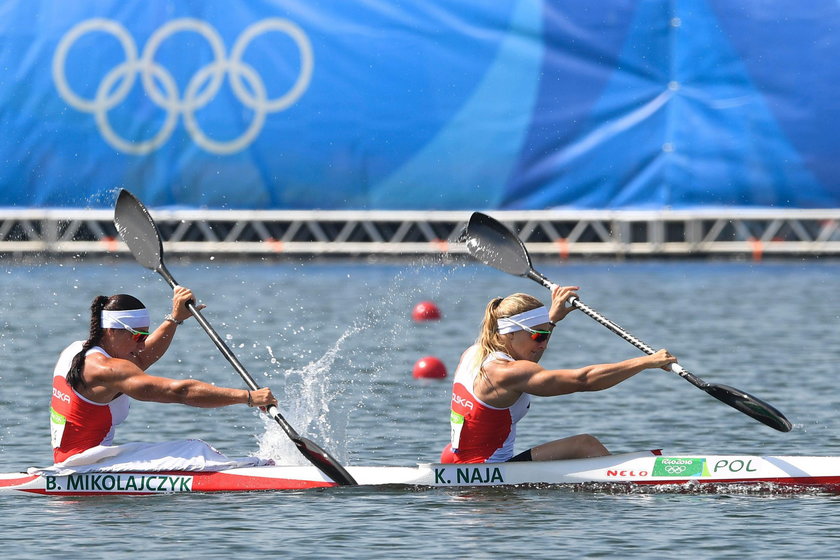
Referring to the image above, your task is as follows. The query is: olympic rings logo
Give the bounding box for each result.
[664,465,687,474]
[52,18,313,155]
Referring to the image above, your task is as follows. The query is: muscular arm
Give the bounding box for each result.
[136,285,203,370]
[136,321,178,370]
[85,353,249,408]
[121,374,249,408]
[486,349,676,399]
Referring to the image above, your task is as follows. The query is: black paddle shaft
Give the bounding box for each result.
[114,189,357,485]
[527,268,708,383]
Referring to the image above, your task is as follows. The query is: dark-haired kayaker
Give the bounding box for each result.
[50,286,277,463]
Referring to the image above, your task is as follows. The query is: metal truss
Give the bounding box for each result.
[1,208,839,259]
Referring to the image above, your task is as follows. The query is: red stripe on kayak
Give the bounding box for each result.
[27,490,159,496]
[0,475,38,487]
[189,471,337,491]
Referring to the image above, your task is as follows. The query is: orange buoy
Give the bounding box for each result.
[412,356,447,379]
[412,301,442,321]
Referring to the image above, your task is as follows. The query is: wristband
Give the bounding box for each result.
[247,391,253,407]
[164,314,184,325]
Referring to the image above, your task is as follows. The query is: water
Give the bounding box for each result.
[1,258,839,558]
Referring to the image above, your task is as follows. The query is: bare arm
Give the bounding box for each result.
[84,353,277,408]
[137,286,203,370]
[488,349,677,398]
[137,321,179,370]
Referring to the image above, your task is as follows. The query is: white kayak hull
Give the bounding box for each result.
[4,451,840,495]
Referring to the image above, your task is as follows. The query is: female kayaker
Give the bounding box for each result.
[50,286,277,463]
[440,286,677,464]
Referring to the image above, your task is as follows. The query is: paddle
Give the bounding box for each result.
[114,189,358,485]
[463,211,793,433]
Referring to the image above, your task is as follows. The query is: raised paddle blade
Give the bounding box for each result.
[465,212,532,277]
[704,384,793,432]
[114,189,164,272]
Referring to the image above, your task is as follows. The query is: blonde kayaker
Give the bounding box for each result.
[50,286,277,463]
[440,286,677,464]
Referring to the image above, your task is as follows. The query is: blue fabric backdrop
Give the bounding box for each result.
[0,0,837,209]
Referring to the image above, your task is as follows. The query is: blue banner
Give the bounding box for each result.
[0,0,838,209]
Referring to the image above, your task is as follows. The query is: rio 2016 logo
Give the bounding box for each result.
[652,457,707,478]
[52,18,314,155]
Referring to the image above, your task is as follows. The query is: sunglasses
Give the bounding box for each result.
[504,318,553,343]
[111,317,150,342]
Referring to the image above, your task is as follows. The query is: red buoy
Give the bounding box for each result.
[412,301,442,321]
[412,356,447,379]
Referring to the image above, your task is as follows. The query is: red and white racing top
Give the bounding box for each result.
[440,345,530,463]
[50,341,130,463]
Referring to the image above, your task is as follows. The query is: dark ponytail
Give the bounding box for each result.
[66,294,146,390]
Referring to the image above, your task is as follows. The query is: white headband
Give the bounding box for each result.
[101,308,150,330]
[497,306,550,334]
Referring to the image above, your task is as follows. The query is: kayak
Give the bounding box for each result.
[3,450,840,495]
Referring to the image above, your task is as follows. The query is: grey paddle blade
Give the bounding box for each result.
[465,212,532,277]
[114,189,163,272]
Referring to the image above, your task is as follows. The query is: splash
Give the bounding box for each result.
[255,257,466,466]
[256,324,368,465]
